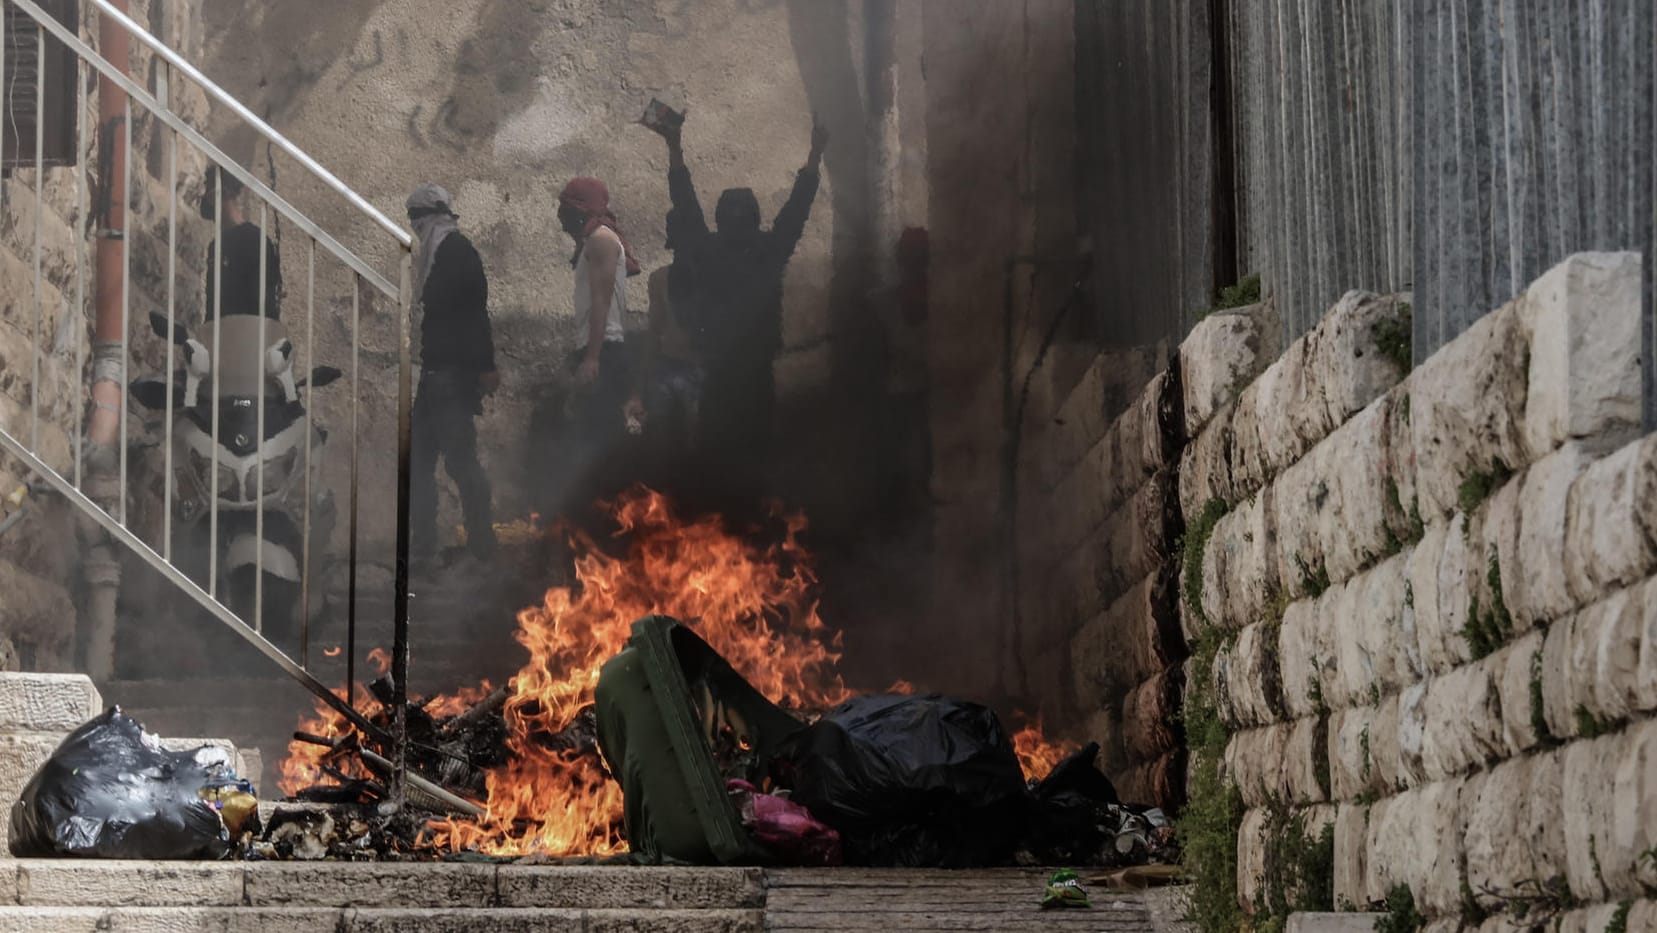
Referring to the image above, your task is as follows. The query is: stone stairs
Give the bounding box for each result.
[0,860,765,932]
[0,672,261,853]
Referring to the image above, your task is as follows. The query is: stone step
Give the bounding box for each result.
[0,674,102,734]
[0,906,763,932]
[3,861,765,911]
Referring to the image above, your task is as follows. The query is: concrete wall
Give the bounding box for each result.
[1177,251,1651,923]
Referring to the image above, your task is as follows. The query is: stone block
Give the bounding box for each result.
[1367,695,1404,793]
[1304,291,1412,430]
[1580,586,1643,722]
[1462,755,1541,911]
[1286,913,1388,933]
[1200,490,1277,631]
[1517,252,1644,459]
[1409,301,1530,522]
[0,733,65,850]
[1551,904,1632,933]
[244,863,495,908]
[1228,718,1326,808]
[1363,779,1468,914]
[1277,598,1328,720]
[1492,631,1546,756]
[1608,718,1657,898]
[1507,444,1594,628]
[1236,806,1271,912]
[346,909,588,933]
[14,861,243,907]
[1418,659,1504,782]
[1326,705,1378,802]
[1333,553,1413,707]
[1180,407,1237,516]
[1564,435,1657,605]
[1070,575,1163,711]
[1561,733,1619,903]
[1318,581,1362,710]
[1283,395,1401,588]
[495,866,763,910]
[1393,683,1428,787]
[1180,306,1265,435]
[1639,577,1657,716]
[1412,513,1480,674]
[585,909,763,933]
[1331,804,1369,909]
[1539,616,1581,741]
[1121,668,1181,761]
[1219,621,1282,729]
[1091,470,1173,603]
[0,674,102,733]
[1039,353,1111,487]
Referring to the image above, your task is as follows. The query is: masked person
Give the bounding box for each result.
[406,183,499,571]
[647,114,826,488]
[556,176,638,506]
[201,164,282,320]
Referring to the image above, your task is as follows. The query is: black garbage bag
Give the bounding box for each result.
[9,707,248,859]
[770,694,1028,867]
[1019,742,1120,865]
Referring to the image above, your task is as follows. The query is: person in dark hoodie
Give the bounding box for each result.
[405,182,498,570]
[200,164,282,320]
[646,114,827,485]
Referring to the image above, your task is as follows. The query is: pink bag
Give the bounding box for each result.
[726,779,842,866]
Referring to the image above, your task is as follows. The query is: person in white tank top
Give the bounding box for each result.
[557,176,642,512]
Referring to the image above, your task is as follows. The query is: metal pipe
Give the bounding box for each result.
[87,0,129,463]
[118,93,129,527]
[209,166,221,597]
[79,0,410,248]
[255,200,267,633]
[300,238,314,668]
[161,61,175,559]
[72,55,86,491]
[346,275,360,708]
[31,22,44,454]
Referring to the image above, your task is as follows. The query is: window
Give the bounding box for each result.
[2,0,80,169]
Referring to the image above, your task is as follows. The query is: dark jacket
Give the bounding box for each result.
[666,164,819,363]
[204,222,282,319]
[419,233,496,374]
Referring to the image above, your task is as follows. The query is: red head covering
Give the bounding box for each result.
[559,177,641,276]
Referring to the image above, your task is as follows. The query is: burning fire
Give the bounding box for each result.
[283,487,1074,856]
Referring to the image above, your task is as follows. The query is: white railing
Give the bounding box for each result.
[0,0,415,750]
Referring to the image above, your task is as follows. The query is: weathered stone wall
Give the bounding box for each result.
[0,0,210,672]
[1181,251,1652,924]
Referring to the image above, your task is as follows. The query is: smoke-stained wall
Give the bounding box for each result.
[198,0,928,563]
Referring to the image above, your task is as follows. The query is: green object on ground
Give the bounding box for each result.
[1041,868,1091,909]
[594,615,802,865]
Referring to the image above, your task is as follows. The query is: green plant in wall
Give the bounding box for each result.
[1176,625,1245,933]
[1372,302,1414,375]
[1457,460,1513,513]
[1254,800,1335,928]
[1374,884,1424,933]
[1182,498,1229,620]
[1217,272,1262,311]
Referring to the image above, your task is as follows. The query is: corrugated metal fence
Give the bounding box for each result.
[1077,0,1654,410]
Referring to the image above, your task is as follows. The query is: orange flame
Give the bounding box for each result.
[284,488,852,856]
[1012,717,1078,781]
[323,645,342,658]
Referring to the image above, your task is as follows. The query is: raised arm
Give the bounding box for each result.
[771,119,828,255]
[657,122,708,239]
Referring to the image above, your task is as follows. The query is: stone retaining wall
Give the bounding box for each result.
[1179,251,1650,925]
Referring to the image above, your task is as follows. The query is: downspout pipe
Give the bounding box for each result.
[82,0,130,681]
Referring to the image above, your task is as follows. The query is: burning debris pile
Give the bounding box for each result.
[277,488,1157,867]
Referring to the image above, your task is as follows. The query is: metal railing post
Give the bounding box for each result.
[390,249,414,811]
[31,20,45,455]
[160,57,175,559]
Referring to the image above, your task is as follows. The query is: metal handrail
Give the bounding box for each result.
[83,0,412,250]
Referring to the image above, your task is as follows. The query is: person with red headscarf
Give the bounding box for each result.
[557,176,639,507]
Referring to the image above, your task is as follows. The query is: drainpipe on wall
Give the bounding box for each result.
[81,0,131,681]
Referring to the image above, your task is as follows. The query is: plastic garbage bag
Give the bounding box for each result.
[726,779,841,866]
[770,693,1027,867]
[1019,741,1121,865]
[9,707,253,859]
